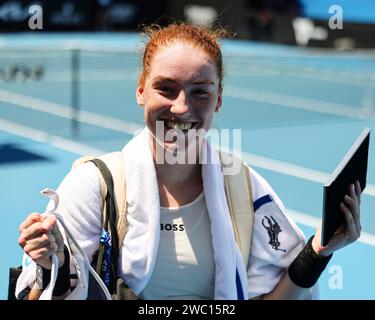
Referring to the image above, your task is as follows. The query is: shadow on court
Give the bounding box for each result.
[0,143,51,164]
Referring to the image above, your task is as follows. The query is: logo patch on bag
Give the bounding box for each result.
[262,215,286,252]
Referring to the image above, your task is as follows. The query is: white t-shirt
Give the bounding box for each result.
[45,161,307,299]
[139,192,215,300]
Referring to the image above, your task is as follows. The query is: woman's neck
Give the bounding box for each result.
[155,162,203,207]
[148,132,204,207]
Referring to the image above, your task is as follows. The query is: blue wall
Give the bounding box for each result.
[300,0,375,24]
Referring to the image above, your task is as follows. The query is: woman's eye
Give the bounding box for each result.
[158,86,174,94]
[192,89,209,96]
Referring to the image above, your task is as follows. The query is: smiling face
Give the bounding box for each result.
[136,41,222,158]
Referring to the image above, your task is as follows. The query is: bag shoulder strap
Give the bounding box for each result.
[88,158,119,285]
[72,152,128,247]
[72,152,129,296]
[95,152,127,246]
[219,150,255,268]
[72,155,107,213]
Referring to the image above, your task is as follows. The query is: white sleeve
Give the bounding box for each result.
[15,162,103,299]
[45,162,103,264]
[247,167,307,299]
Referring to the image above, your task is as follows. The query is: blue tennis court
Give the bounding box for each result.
[1,33,374,300]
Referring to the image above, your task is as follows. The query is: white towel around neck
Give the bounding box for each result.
[119,128,248,300]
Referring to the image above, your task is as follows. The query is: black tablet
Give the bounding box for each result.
[322,127,371,246]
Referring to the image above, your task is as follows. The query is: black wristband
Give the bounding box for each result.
[288,236,333,288]
[52,245,71,296]
[36,245,71,296]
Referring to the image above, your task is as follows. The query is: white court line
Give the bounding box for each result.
[3,44,373,86]
[228,63,375,88]
[287,208,375,247]
[4,54,372,87]
[241,152,330,183]
[240,152,375,197]
[223,48,375,59]
[3,43,373,58]
[44,70,138,82]
[0,89,143,134]
[1,89,374,197]
[1,118,374,246]
[16,70,139,83]
[0,119,104,156]
[224,85,372,119]
[0,70,138,84]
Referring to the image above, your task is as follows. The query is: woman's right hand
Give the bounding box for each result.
[18,213,65,269]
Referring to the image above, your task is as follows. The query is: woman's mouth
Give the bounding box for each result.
[161,119,199,132]
[165,121,193,130]
[151,119,205,154]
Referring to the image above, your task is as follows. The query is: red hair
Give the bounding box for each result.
[139,23,228,89]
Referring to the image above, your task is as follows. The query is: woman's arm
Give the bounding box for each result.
[258,181,361,300]
[259,271,311,300]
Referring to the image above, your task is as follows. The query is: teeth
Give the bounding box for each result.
[166,121,193,130]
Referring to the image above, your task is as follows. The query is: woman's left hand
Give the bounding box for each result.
[312,180,362,257]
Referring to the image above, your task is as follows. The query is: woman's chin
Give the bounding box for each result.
[162,140,201,164]
[163,141,186,153]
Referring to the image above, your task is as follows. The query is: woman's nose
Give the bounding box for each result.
[170,90,189,115]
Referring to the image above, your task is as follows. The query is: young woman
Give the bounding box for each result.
[16,23,361,300]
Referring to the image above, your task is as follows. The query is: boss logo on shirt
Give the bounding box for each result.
[160,223,185,231]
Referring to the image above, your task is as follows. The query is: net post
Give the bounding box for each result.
[71,48,80,137]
